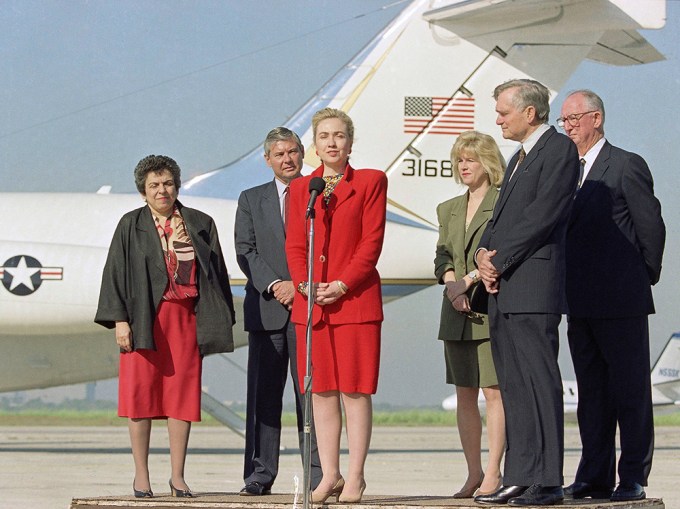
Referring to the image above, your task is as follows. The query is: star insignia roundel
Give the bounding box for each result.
[0,255,63,296]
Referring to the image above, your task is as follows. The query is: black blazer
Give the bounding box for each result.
[94,201,235,355]
[479,126,580,313]
[234,180,291,332]
[566,141,665,318]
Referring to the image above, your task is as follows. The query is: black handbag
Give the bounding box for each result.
[468,281,489,315]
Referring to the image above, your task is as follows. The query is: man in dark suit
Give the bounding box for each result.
[474,79,580,506]
[234,127,322,495]
[559,90,665,502]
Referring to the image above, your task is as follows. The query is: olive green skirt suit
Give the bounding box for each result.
[434,186,499,387]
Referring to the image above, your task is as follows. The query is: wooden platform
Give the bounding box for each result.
[6,426,676,509]
[70,493,665,509]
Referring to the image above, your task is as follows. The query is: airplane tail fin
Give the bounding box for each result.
[651,333,680,384]
[184,0,666,227]
[320,0,666,226]
[651,332,680,406]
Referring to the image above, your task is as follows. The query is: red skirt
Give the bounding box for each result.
[118,298,202,421]
[297,321,381,394]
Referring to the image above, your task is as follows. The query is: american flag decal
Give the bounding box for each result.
[404,96,475,135]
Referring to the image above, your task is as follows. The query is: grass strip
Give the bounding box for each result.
[2,409,679,427]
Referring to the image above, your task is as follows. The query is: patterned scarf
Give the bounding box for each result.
[153,206,198,299]
[322,174,343,204]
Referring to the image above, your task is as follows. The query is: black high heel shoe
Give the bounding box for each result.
[133,480,153,498]
[169,479,194,498]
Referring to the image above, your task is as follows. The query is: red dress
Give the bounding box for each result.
[296,321,381,394]
[118,298,201,421]
[118,209,202,421]
[286,164,387,394]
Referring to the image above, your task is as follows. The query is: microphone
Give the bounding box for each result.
[306,177,326,219]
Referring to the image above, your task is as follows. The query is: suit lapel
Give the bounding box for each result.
[448,196,467,264]
[135,206,167,276]
[178,202,212,277]
[307,165,330,242]
[465,186,498,250]
[325,163,355,215]
[262,180,285,242]
[494,127,553,219]
[570,141,612,224]
[494,152,519,219]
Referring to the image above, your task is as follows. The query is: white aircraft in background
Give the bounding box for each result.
[442,332,680,414]
[0,0,670,427]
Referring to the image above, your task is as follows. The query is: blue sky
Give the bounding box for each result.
[2,0,678,368]
[0,1,401,191]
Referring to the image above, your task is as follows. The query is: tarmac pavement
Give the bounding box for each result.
[0,425,678,509]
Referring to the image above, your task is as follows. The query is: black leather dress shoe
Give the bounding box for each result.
[239,481,272,496]
[564,481,613,499]
[508,484,564,506]
[474,485,527,505]
[611,481,646,501]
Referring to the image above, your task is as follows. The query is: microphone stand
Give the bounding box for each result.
[302,207,315,509]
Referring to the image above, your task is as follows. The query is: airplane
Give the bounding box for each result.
[442,332,680,414]
[0,0,669,426]
[442,380,580,415]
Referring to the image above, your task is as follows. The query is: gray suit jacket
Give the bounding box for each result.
[478,126,580,313]
[235,180,292,331]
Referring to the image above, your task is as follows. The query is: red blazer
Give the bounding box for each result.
[286,163,387,326]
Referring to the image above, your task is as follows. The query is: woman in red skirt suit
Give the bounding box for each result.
[95,155,235,498]
[286,108,387,503]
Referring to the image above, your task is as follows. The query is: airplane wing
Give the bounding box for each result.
[424,0,665,66]
[654,378,680,405]
[586,29,665,66]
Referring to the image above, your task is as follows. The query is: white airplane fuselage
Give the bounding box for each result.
[0,191,437,391]
[0,0,669,394]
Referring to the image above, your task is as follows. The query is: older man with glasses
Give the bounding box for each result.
[558,90,665,502]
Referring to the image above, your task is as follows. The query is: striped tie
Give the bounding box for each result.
[509,147,526,181]
[517,146,526,165]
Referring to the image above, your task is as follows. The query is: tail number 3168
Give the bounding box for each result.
[402,159,454,178]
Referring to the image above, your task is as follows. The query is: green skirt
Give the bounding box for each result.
[444,338,498,388]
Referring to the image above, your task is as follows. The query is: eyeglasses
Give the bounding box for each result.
[556,110,597,129]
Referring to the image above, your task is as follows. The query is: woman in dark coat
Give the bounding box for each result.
[434,131,505,498]
[95,155,235,498]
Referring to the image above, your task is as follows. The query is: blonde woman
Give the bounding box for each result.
[434,131,506,498]
[286,108,387,503]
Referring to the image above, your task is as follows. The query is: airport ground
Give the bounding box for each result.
[1,424,678,509]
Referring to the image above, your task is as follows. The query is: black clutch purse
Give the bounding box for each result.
[468,281,489,315]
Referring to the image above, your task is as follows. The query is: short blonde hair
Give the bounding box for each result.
[450,131,505,187]
[311,107,354,143]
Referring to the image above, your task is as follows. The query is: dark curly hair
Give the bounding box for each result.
[134,155,181,194]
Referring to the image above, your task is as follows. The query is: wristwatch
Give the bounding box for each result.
[467,270,479,283]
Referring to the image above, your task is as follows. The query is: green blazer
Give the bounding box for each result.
[434,186,498,341]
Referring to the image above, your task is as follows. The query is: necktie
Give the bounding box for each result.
[517,146,526,165]
[282,186,289,232]
[578,158,586,188]
[509,146,526,181]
